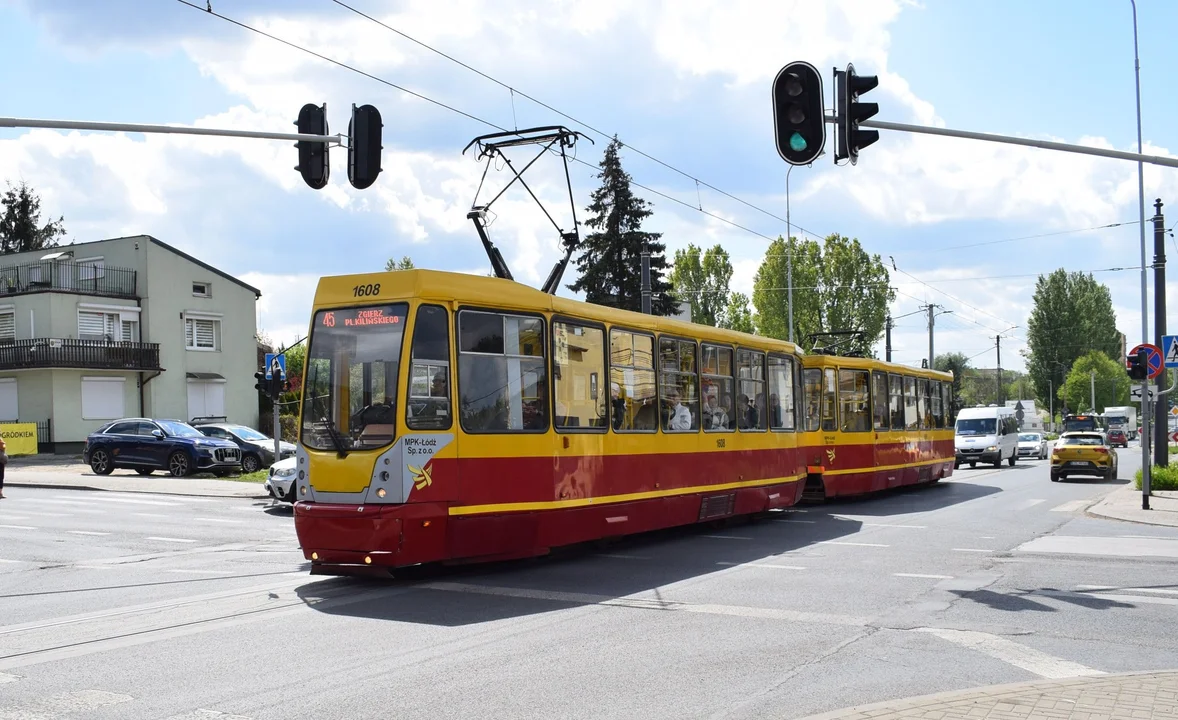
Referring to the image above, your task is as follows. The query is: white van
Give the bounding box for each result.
[954,405,1019,468]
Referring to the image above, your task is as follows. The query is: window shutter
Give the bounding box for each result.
[79,311,105,338]
[121,320,137,342]
[0,313,14,341]
[196,319,215,348]
[185,319,194,347]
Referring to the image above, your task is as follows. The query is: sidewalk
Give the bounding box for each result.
[5,467,268,499]
[796,670,1178,720]
[1087,483,1178,528]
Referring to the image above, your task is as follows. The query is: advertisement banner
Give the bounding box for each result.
[0,423,39,456]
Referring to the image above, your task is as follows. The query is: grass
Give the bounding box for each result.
[1169,444,1178,455]
[1134,464,1178,491]
[191,469,268,483]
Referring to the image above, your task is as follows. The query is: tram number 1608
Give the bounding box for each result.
[352,283,381,297]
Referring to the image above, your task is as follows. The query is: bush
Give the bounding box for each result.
[1169,444,1178,455]
[1134,465,1178,491]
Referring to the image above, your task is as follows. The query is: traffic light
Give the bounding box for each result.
[835,63,880,165]
[1127,349,1149,381]
[296,102,330,190]
[772,61,825,166]
[348,104,383,190]
[253,370,267,394]
[269,373,285,401]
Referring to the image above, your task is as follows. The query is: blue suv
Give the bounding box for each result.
[84,418,243,477]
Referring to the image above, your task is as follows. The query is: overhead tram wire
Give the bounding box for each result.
[177,0,793,247]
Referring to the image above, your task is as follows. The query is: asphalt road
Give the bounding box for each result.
[2,445,1177,720]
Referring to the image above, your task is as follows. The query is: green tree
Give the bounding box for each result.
[1060,350,1130,413]
[0,181,66,254]
[752,234,893,355]
[1026,269,1121,409]
[669,244,733,326]
[385,256,414,272]
[933,351,970,414]
[721,292,755,334]
[567,137,676,315]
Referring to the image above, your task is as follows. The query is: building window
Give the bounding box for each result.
[185,317,219,350]
[0,312,13,346]
[701,344,734,431]
[609,329,657,432]
[659,337,698,432]
[78,257,105,280]
[0,378,16,421]
[187,380,226,421]
[839,369,871,432]
[767,355,796,431]
[79,310,138,342]
[457,310,547,433]
[81,376,125,420]
[192,282,211,297]
[872,370,889,431]
[407,304,452,431]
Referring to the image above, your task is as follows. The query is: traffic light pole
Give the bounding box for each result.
[821,115,1178,170]
[1,116,343,146]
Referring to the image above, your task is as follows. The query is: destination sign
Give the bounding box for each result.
[318,304,407,330]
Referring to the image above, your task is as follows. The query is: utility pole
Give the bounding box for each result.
[1090,370,1096,412]
[1049,379,1054,434]
[885,315,893,362]
[1154,198,1168,468]
[996,335,1003,405]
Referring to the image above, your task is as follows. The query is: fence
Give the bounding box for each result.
[0,260,137,299]
[0,339,160,371]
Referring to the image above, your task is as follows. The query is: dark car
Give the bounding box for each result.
[1107,429,1128,448]
[83,418,242,477]
[194,422,295,473]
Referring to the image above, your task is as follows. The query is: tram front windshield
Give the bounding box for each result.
[300,303,408,454]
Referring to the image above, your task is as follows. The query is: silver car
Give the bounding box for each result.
[1017,432,1047,460]
[264,456,297,502]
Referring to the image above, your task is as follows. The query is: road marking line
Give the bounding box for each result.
[1047,590,1178,606]
[134,513,170,519]
[0,515,29,521]
[717,562,807,570]
[1078,585,1178,596]
[1050,500,1090,512]
[701,535,753,540]
[1018,499,1046,509]
[194,517,243,524]
[819,541,889,548]
[19,500,102,512]
[0,671,19,683]
[160,710,254,720]
[54,494,180,507]
[979,536,996,539]
[146,537,198,544]
[0,689,134,715]
[5,511,68,518]
[952,548,992,553]
[914,627,1105,679]
[894,573,953,579]
[864,523,926,529]
[67,530,111,536]
[420,581,870,626]
[0,559,23,564]
[597,554,650,560]
[0,524,36,531]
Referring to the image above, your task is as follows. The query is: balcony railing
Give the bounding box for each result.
[0,339,160,371]
[0,260,137,299]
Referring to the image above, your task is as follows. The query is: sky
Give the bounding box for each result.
[3,0,1178,374]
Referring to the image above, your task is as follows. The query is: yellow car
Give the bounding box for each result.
[1050,431,1118,482]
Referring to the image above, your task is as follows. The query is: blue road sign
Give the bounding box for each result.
[1164,335,1178,368]
[264,353,286,380]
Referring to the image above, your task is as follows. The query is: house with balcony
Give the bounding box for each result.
[0,235,261,453]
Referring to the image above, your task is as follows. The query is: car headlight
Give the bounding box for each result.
[986,445,997,452]
[273,467,296,477]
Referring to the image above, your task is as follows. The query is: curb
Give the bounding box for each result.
[5,480,270,500]
[1084,484,1178,528]
[792,669,1178,720]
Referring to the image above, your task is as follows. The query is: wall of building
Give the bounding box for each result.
[49,370,140,449]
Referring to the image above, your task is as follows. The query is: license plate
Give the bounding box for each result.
[1068,461,1088,466]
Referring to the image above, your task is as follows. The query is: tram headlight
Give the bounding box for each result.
[376,487,386,498]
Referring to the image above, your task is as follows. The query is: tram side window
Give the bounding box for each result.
[457,310,547,433]
[767,355,796,430]
[914,377,923,428]
[610,330,658,432]
[889,373,904,430]
[822,367,837,432]
[839,369,871,432]
[794,360,805,431]
[803,368,822,432]
[931,380,944,428]
[406,305,451,431]
[736,349,767,430]
[943,382,955,424]
[872,370,889,431]
[904,376,919,430]
[553,322,607,430]
[659,337,699,432]
[701,344,734,431]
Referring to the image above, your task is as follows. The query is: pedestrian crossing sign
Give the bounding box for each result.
[1165,335,1178,368]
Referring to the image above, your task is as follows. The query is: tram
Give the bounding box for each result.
[291,269,955,575]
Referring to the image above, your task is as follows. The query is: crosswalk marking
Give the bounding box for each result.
[0,525,36,531]
[0,672,19,683]
[160,708,253,719]
[1050,499,1090,512]
[0,689,133,717]
[146,537,198,544]
[68,530,110,537]
[915,627,1104,679]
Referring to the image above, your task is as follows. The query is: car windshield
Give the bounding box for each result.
[301,303,409,453]
[955,418,995,435]
[158,420,204,438]
[1019,433,1040,442]
[229,426,270,441]
[1062,434,1104,446]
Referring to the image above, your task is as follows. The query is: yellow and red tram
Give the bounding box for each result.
[291,269,954,574]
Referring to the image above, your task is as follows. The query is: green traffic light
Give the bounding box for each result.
[789,132,808,152]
